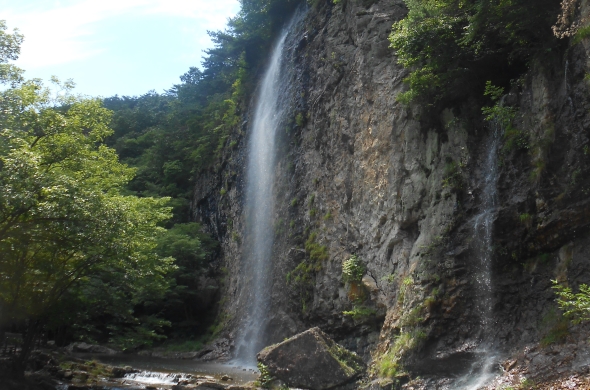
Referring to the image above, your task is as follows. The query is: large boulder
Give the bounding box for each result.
[257,327,365,389]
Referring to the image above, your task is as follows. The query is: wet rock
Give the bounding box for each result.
[195,381,227,389]
[110,366,137,378]
[176,352,199,359]
[221,374,232,381]
[196,338,232,361]
[502,359,517,371]
[257,327,365,390]
[73,370,89,381]
[195,375,216,381]
[28,351,58,371]
[66,342,118,355]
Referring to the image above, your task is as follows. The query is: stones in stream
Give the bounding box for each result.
[257,327,365,390]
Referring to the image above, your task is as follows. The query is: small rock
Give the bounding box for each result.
[221,374,232,381]
[72,370,88,381]
[67,342,117,355]
[196,375,215,381]
[110,367,126,378]
[503,359,517,371]
[195,380,227,389]
[176,352,199,359]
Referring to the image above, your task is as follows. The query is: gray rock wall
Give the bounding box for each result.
[192,0,590,383]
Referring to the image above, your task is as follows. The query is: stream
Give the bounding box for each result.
[59,353,258,389]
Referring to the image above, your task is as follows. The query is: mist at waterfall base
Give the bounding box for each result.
[454,126,501,390]
[232,14,300,367]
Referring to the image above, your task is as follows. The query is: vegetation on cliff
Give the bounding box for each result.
[389,0,561,105]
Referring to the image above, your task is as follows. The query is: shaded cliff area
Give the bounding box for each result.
[193,0,590,387]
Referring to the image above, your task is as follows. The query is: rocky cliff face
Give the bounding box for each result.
[193,0,590,386]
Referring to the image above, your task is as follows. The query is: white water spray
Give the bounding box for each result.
[233,22,294,366]
[123,371,193,385]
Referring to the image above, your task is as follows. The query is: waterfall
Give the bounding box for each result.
[456,125,501,389]
[233,18,297,366]
[473,123,500,346]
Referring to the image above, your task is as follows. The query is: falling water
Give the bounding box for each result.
[233,20,296,366]
[455,124,501,389]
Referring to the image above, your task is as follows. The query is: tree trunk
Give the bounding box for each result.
[10,320,39,379]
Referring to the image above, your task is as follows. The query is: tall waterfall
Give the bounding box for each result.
[233,21,294,366]
[457,125,501,389]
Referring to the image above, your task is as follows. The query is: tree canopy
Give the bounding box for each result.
[0,24,178,374]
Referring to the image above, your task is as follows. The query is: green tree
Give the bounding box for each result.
[156,223,219,332]
[0,20,24,85]
[0,24,174,376]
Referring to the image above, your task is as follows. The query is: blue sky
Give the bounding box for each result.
[0,0,241,97]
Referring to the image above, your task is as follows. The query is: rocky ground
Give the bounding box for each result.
[3,331,589,390]
[400,328,590,390]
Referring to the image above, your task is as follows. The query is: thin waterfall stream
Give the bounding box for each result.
[233,15,300,366]
[456,124,501,389]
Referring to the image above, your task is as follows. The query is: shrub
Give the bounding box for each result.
[377,329,426,378]
[342,255,366,283]
[305,232,329,262]
[553,280,590,324]
[295,112,305,127]
[519,213,532,224]
[256,363,274,388]
[343,305,376,320]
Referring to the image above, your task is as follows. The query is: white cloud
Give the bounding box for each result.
[0,0,239,69]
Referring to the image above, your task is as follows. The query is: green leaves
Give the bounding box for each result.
[342,255,366,283]
[0,62,174,350]
[389,0,560,105]
[481,82,516,126]
[0,20,23,64]
[553,280,590,325]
